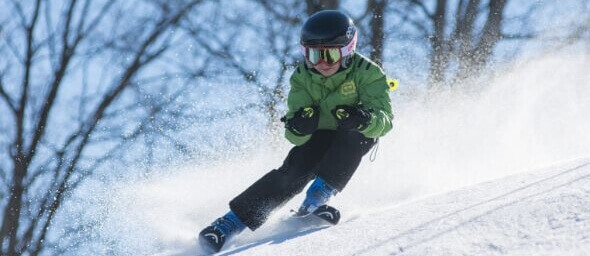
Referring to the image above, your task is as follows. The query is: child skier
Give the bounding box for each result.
[198,10,393,253]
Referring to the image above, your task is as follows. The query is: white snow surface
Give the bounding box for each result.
[217,159,590,256]
[133,158,590,256]
[98,52,590,255]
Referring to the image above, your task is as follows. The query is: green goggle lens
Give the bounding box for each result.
[307,48,342,65]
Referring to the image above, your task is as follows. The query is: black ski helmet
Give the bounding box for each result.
[300,10,357,67]
[301,10,357,47]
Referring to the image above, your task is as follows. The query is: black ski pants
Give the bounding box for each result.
[229,130,376,230]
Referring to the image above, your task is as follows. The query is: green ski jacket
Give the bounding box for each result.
[284,53,393,145]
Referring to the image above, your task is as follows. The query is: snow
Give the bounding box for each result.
[217,159,590,256]
[142,158,590,256]
[98,52,590,255]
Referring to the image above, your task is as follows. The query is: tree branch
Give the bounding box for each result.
[26,0,115,166]
[31,2,204,253]
[390,7,430,37]
[25,0,79,167]
[452,0,480,49]
[475,0,507,56]
[0,166,6,189]
[192,33,260,84]
[0,74,16,113]
[2,1,43,252]
[15,0,42,154]
[44,0,57,70]
[257,0,302,24]
[8,0,28,30]
[501,33,536,40]
[408,0,434,19]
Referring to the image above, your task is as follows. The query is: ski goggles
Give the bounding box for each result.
[304,47,343,65]
[301,31,357,65]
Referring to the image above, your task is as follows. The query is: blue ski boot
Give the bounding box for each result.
[294,177,340,224]
[198,211,246,253]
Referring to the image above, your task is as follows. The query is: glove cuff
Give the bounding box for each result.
[288,126,307,136]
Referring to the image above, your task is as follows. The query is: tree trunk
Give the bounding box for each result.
[2,154,26,256]
[475,0,507,66]
[428,0,448,88]
[368,0,386,66]
[0,1,204,254]
[454,0,507,83]
[453,0,481,82]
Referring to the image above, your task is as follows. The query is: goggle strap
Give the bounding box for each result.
[340,30,357,57]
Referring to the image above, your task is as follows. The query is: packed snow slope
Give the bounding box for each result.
[97,52,590,255]
[210,158,590,256]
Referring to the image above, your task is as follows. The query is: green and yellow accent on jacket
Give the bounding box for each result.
[284,53,394,145]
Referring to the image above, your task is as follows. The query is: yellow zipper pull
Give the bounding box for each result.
[387,78,399,91]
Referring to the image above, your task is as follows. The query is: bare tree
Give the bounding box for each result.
[182,0,306,140]
[0,0,206,255]
[394,0,512,88]
[367,0,388,66]
[306,0,340,14]
[558,1,590,52]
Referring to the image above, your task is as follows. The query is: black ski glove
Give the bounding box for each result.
[331,105,372,132]
[281,106,320,136]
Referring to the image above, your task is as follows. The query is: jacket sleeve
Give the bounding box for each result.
[284,67,314,146]
[357,65,394,138]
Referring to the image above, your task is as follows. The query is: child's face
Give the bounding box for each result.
[314,60,340,77]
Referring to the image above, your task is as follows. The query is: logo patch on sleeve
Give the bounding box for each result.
[340,81,357,97]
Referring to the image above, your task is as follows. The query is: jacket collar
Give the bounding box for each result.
[308,61,354,91]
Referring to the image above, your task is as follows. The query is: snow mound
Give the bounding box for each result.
[195,158,590,256]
